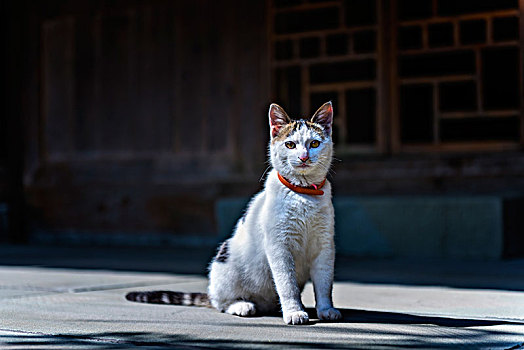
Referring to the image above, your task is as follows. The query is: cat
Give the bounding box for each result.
[126,102,342,325]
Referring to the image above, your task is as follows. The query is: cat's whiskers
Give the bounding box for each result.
[316,159,336,176]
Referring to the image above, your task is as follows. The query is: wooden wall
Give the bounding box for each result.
[14,0,269,241]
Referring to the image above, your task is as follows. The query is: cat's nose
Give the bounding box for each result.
[299,154,309,162]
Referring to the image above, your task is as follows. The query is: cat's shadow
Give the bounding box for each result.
[260,308,517,328]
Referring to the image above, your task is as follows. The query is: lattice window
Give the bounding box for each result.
[269,0,523,154]
[394,0,522,152]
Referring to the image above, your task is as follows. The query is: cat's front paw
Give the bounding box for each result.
[283,310,309,325]
[317,307,342,321]
[226,301,256,317]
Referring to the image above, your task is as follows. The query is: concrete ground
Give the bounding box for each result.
[0,244,523,349]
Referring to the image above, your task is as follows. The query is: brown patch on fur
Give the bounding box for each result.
[272,120,327,143]
[272,121,298,142]
[306,121,326,138]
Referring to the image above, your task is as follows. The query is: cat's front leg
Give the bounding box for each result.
[266,244,309,325]
[310,241,342,322]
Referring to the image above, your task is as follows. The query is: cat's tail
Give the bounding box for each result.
[125,291,211,307]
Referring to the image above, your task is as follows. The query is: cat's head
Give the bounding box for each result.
[268,102,334,185]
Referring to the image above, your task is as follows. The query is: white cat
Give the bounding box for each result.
[126,102,342,325]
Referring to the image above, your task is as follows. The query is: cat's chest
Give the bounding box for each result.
[277,194,330,275]
[274,192,330,232]
[263,172,333,235]
[288,195,321,218]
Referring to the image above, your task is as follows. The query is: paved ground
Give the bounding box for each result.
[0,244,523,349]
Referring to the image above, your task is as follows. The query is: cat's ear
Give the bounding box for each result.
[311,101,333,136]
[269,103,291,138]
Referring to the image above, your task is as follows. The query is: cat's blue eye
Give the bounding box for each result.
[285,141,296,149]
[310,140,320,148]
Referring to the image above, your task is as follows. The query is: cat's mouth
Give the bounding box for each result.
[293,162,314,173]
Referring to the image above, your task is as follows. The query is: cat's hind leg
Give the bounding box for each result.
[208,249,256,315]
[225,301,256,316]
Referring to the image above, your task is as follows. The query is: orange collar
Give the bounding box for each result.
[277,172,326,196]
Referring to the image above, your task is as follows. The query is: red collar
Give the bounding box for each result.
[277,172,326,196]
